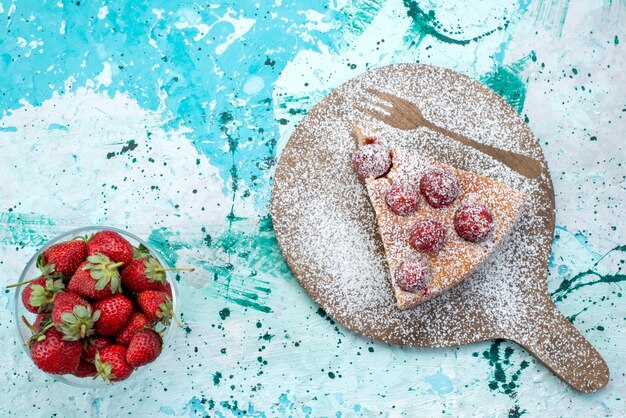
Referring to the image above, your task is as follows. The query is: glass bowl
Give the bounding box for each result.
[13,226,180,388]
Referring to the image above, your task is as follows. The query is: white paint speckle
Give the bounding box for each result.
[94,61,113,87]
[214,9,255,55]
[97,5,108,19]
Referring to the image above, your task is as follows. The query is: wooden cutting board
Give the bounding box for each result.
[271,64,608,393]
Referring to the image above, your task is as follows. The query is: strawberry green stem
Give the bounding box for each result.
[6,276,44,289]
[92,371,109,383]
[172,313,184,328]
[110,262,124,269]
[21,316,37,334]
[22,316,53,345]
[165,305,184,329]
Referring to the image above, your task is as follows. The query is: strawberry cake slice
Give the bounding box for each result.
[353,133,527,310]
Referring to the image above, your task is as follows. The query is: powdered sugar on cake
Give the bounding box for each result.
[365,147,526,310]
[272,64,554,347]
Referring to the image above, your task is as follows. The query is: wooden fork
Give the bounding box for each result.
[358,89,543,179]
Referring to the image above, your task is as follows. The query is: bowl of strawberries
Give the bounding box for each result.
[11,226,191,387]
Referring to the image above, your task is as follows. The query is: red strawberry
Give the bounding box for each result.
[22,278,47,313]
[95,345,133,383]
[42,239,87,277]
[121,257,166,292]
[22,277,64,313]
[87,231,133,267]
[68,255,123,300]
[29,327,82,375]
[52,292,99,341]
[93,294,133,336]
[68,262,112,300]
[136,290,182,327]
[157,281,173,298]
[73,358,97,377]
[51,292,88,324]
[83,336,113,363]
[116,312,151,346]
[126,329,162,368]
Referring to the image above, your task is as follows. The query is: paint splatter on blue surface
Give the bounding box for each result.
[0,0,624,416]
[423,369,454,396]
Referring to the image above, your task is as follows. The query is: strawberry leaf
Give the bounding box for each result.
[95,276,109,291]
[56,305,98,341]
[60,312,77,323]
[36,254,55,276]
[143,257,166,284]
[132,244,151,260]
[29,278,64,312]
[85,256,122,293]
[46,278,65,292]
[38,315,52,330]
[94,352,114,384]
[86,254,112,265]
[155,297,175,326]
[23,316,54,346]
[29,285,46,306]
[91,270,105,280]
[72,234,91,243]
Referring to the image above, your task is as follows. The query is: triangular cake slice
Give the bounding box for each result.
[355,141,526,310]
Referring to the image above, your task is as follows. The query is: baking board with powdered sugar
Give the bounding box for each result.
[271,64,608,393]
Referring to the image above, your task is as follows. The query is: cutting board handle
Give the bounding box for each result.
[509,299,609,393]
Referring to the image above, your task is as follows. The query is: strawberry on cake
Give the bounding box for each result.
[352,129,527,310]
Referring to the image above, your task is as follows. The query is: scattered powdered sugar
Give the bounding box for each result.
[272,64,555,347]
[285,195,391,315]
